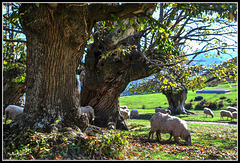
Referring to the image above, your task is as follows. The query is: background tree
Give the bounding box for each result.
[128,60,208,114]
[80,3,237,123]
[3,3,26,109]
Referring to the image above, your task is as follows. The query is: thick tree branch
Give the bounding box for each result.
[3,39,27,43]
[89,3,156,21]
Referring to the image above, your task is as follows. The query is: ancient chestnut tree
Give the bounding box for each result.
[6,3,155,132]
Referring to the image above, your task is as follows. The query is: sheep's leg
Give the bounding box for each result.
[168,133,173,142]
[156,130,161,142]
[148,131,153,141]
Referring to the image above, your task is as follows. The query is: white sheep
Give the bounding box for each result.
[203,107,214,118]
[155,107,171,114]
[81,106,95,124]
[220,110,233,121]
[148,112,191,145]
[227,106,237,112]
[130,109,139,118]
[232,111,237,120]
[120,108,130,119]
[5,105,24,124]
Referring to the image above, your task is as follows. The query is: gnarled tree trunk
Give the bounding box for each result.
[12,3,93,132]
[81,38,156,129]
[162,87,188,115]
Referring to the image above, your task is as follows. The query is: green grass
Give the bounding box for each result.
[3,81,238,160]
[115,81,237,160]
[114,119,237,160]
[119,81,237,123]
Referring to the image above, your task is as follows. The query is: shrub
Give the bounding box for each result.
[194,99,208,110]
[207,101,217,110]
[217,100,224,108]
[226,98,232,103]
[231,102,237,107]
[219,96,227,100]
[194,99,218,110]
[185,102,193,110]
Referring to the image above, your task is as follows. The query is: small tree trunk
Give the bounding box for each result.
[163,88,188,115]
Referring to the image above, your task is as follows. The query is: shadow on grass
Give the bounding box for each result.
[129,124,145,131]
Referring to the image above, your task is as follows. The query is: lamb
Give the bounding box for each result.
[232,111,237,120]
[155,107,171,114]
[220,110,233,121]
[5,105,24,124]
[148,112,191,145]
[203,107,214,118]
[81,106,95,124]
[227,106,237,112]
[120,108,130,119]
[130,109,139,118]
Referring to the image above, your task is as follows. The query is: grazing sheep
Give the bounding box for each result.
[130,110,139,118]
[120,108,130,119]
[5,105,24,124]
[232,111,237,120]
[81,106,95,124]
[148,112,191,145]
[227,106,237,113]
[155,107,171,114]
[220,110,233,121]
[203,107,214,118]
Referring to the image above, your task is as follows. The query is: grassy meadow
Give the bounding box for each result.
[119,81,238,123]
[113,119,238,160]
[3,81,238,160]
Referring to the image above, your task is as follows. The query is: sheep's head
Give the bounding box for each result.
[185,135,191,146]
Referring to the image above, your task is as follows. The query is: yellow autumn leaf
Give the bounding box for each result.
[164,33,168,38]
[163,78,168,85]
[3,61,7,65]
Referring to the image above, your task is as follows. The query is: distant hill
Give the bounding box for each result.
[189,51,237,68]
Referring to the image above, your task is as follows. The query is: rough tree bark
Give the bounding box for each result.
[81,33,157,129]
[162,87,188,115]
[10,3,155,132]
[13,3,93,132]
